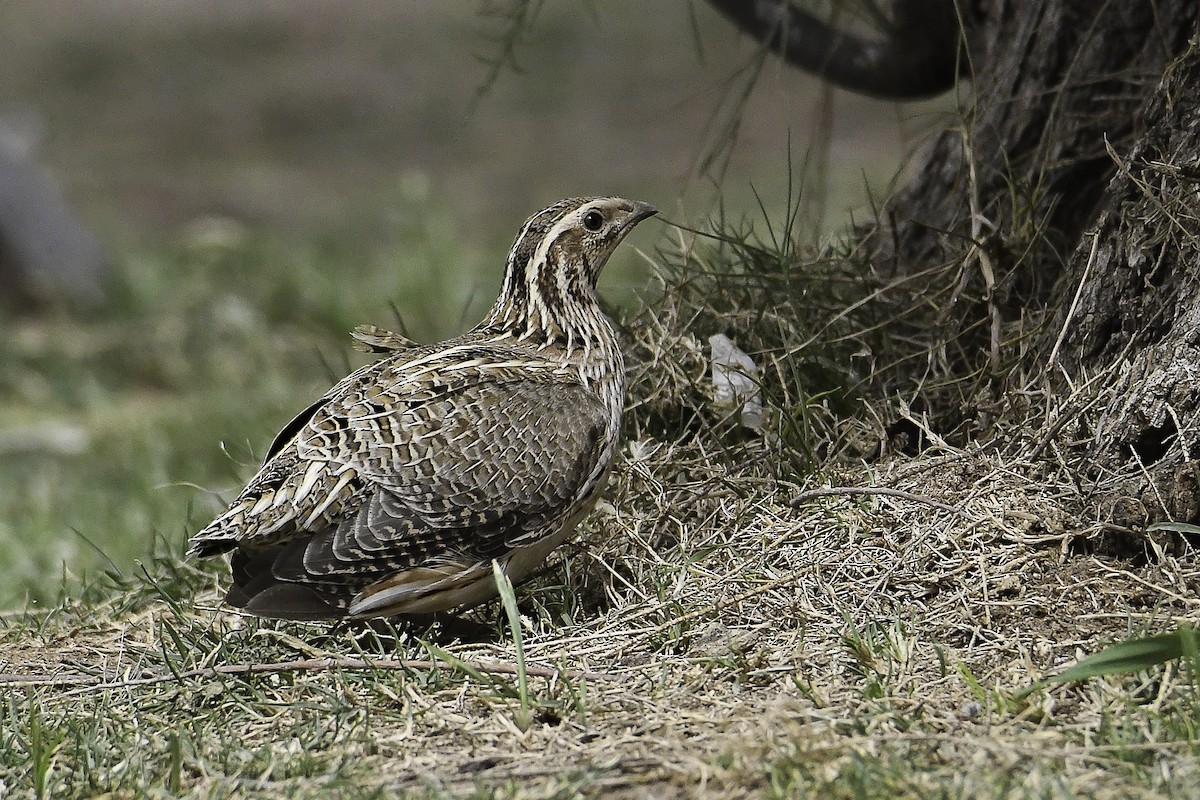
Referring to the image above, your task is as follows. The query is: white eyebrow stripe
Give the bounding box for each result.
[527,201,606,283]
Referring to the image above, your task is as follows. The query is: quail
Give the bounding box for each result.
[188,197,657,619]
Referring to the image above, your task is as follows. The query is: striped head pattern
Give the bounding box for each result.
[482,197,657,347]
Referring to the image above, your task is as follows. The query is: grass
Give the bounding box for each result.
[2,196,1198,796]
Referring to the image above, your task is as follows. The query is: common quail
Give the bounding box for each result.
[188,197,657,619]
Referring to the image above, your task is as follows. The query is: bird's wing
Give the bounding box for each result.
[189,352,610,575]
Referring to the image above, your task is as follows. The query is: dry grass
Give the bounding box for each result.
[2,449,1196,796]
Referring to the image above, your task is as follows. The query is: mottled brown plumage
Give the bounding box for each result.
[189,197,656,619]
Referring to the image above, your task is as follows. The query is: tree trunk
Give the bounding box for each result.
[1054,32,1200,527]
[858,1,1200,526]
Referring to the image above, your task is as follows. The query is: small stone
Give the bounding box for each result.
[959,700,984,719]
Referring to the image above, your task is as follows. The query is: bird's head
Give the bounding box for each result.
[485,197,657,342]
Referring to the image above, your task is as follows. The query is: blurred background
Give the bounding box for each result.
[0,0,948,608]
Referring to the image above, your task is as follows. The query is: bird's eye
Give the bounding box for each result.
[582,210,604,232]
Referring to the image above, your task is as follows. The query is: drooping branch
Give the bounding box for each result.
[704,0,961,99]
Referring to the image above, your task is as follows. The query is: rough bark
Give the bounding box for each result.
[868,1,1195,300]
[1052,35,1200,526]
[863,1,1200,485]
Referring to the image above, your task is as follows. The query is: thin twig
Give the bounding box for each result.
[1047,230,1099,369]
[790,485,978,521]
[0,657,615,696]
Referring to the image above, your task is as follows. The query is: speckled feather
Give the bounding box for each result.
[188,197,656,619]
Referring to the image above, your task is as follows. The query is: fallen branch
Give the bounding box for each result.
[0,656,615,696]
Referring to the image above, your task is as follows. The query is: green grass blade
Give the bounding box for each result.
[493,559,531,731]
[1021,625,1197,698]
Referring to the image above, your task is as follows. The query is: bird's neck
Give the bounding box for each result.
[480,291,616,361]
[478,253,617,365]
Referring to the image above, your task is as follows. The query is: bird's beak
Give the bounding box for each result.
[628,201,658,227]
